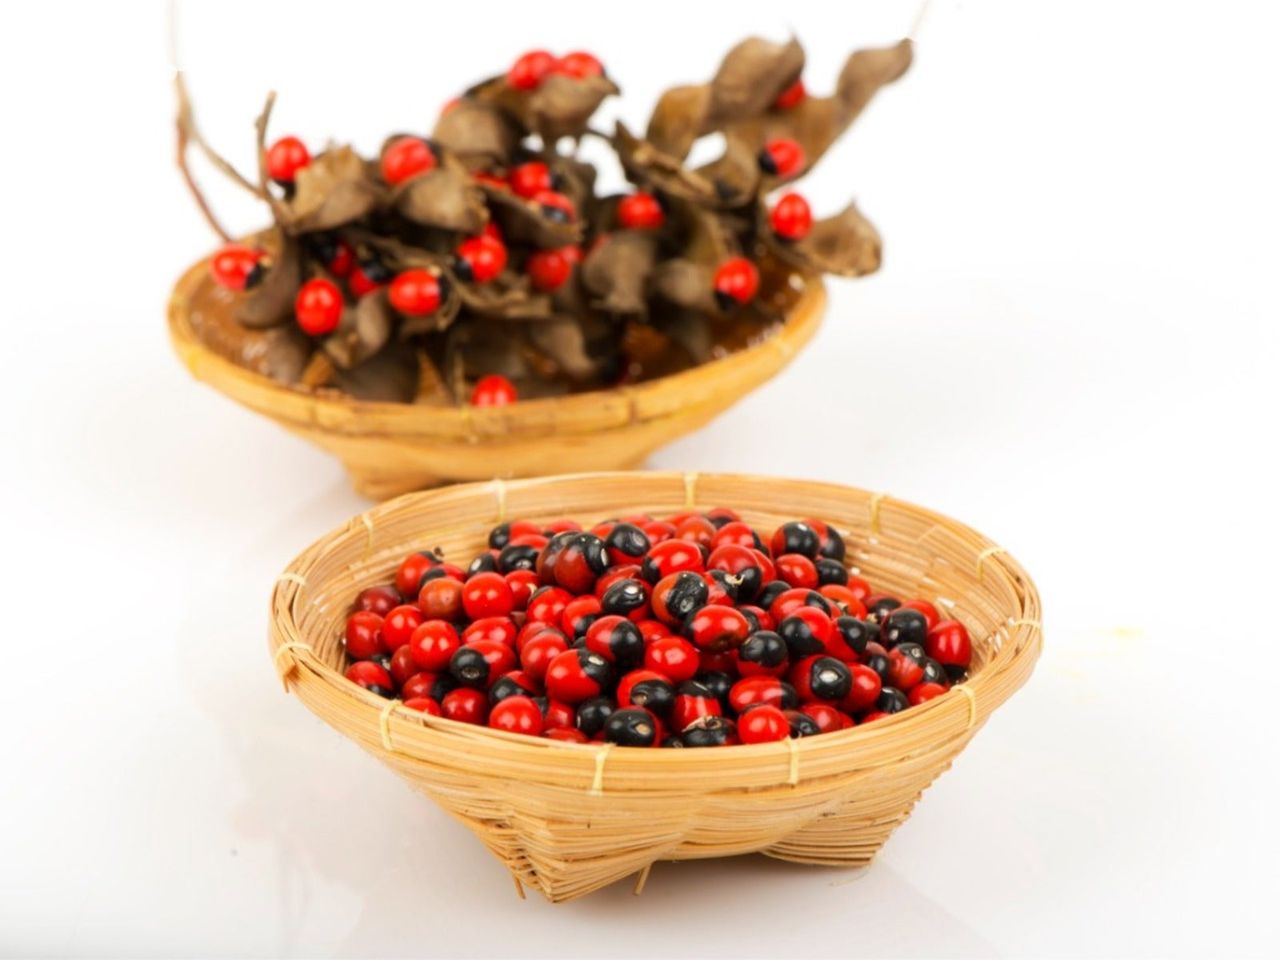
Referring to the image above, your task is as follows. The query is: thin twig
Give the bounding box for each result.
[175,78,233,243]
[253,91,294,228]
[174,71,264,198]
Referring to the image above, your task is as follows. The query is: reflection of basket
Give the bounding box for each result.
[269,472,1042,903]
[168,255,827,499]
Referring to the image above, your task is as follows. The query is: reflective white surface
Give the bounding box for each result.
[2,1,1277,956]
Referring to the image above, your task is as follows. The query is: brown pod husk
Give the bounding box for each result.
[470,73,619,144]
[650,306,716,365]
[547,155,600,226]
[288,146,381,233]
[614,122,720,204]
[706,36,805,130]
[454,274,554,322]
[251,323,313,384]
[692,135,762,208]
[484,185,583,249]
[724,39,913,177]
[393,163,489,233]
[236,234,302,329]
[398,277,462,338]
[581,231,659,315]
[764,202,882,277]
[430,100,520,168]
[330,340,419,403]
[456,320,531,381]
[526,316,598,382]
[644,37,802,161]
[648,259,716,313]
[322,289,395,369]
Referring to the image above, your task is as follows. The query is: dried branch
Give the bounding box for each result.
[174,71,264,198]
[253,91,294,228]
[175,76,232,243]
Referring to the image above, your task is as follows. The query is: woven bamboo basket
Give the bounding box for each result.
[168,255,826,499]
[269,472,1041,903]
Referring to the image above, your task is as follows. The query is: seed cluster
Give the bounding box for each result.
[341,510,971,747]
[181,36,912,403]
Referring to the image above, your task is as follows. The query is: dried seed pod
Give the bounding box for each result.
[469,72,619,144]
[288,146,381,233]
[393,163,489,234]
[645,36,803,161]
[453,274,553,322]
[235,233,302,329]
[723,40,913,179]
[648,259,717,313]
[581,231,659,315]
[322,288,395,369]
[762,201,882,277]
[330,340,419,402]
[251,324,314,384]
[650,307,716,365]
[431,99,521,168]
[526,316,598,382]
[483,184,583,249]
[398,277,462,338]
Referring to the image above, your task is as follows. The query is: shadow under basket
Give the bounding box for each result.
[269,472,1042,903]
[168,256,826,499]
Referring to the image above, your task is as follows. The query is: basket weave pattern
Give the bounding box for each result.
[270,473,1041,902]
[169,257,826,499]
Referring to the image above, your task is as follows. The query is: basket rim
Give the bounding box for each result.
[168,250,827,439]
[269,471,1042,783]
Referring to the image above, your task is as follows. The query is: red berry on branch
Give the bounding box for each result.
[454,234,508,284]
[509,161,553,199]
[526,247,575,292]
[773,78,806,110]
[294,278,344,335]
[471,374,518,407]
[758,137,806,178]
[210,244,266,291]
[555,51,604,79]
[769,192,813,241]
[507,50,557,90]
[617,192,665,230]
[713,257,760,309]
[380,136,436,186]
[388,269,444,317]
[266,136,311,184]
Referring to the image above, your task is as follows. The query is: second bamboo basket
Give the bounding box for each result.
[270,472,1041,902]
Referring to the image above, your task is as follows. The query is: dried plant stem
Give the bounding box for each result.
[175,72,265,198]
[175,97,233,243]
[253,91,294,229]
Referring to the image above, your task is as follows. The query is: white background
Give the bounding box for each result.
[2,1,1277,957]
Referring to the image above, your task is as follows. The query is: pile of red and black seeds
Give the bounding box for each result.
[341,510,972,747]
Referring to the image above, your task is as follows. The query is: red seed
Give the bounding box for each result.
[266,136,311,184]
[470,374,518,407]
[294,278,343,335]
[381,136,436,186]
